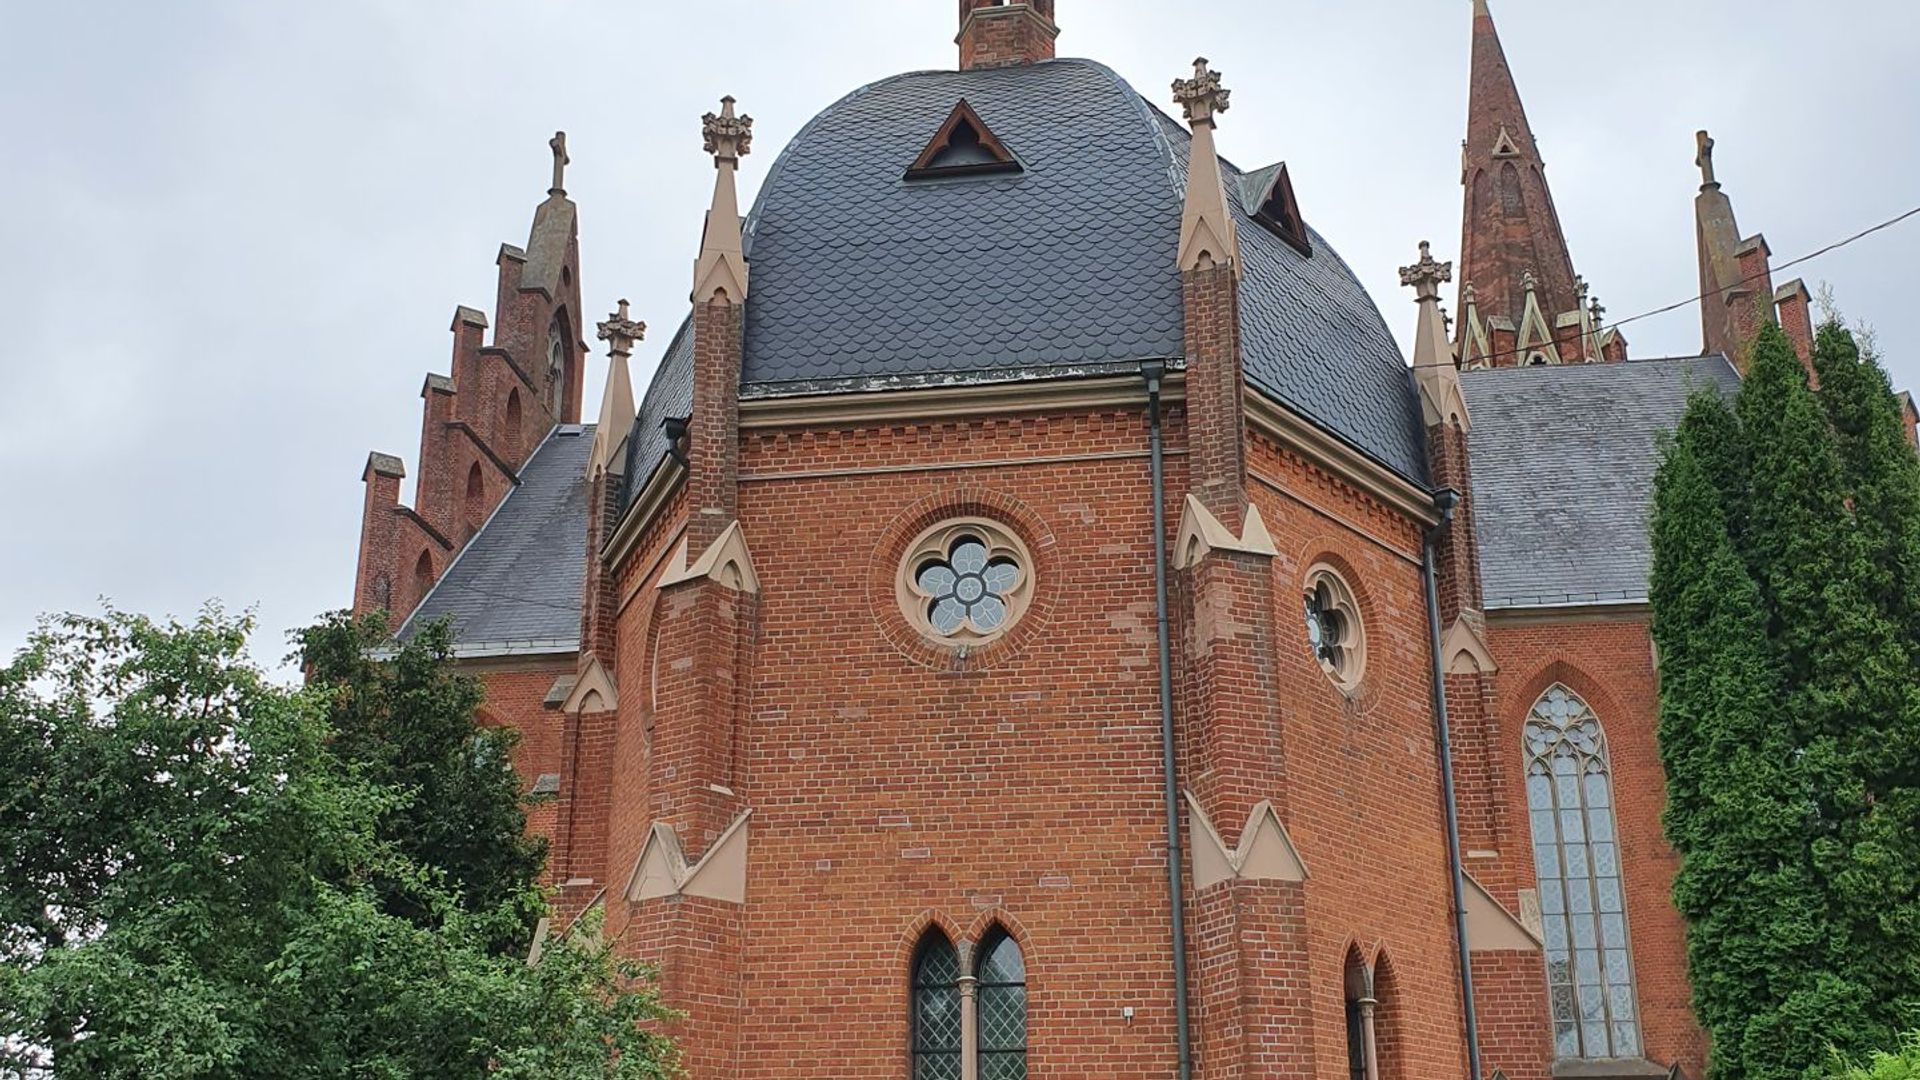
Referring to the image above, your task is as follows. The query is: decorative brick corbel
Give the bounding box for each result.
[1187,793,1309,890]
[1174,494,1276,569]
[625,810,752,905]
[659,520,759,594]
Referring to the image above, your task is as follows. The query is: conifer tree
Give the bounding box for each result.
[1653,411,1841,1080]
[1657,322,1920,1078]
[1812,320,1920,648]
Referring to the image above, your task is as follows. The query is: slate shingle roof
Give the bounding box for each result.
[624,56,1428,501]
[401,425,592,651]
[1461,355,1741,609]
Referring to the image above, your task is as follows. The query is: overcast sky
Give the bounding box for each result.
[3,0,1916,672]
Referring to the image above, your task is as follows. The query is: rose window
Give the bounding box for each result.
[1302,566,1365,691]
[897,519,1034,645]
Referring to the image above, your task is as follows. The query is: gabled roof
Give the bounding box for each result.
[401,425,594,653]
[1461,355,1741,609]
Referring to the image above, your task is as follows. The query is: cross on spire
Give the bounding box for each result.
[549,131,569,196]
[1398,240,1454,302]
[702,96,754,164]
[597,299,646,357]
[1172,58,1230,125]
[1695,130,1717,188]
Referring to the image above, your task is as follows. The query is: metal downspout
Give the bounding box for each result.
[1143,360,1195,1080]
[1423,487,1484,1080]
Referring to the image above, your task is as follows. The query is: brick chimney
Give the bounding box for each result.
[958,0,1057,70]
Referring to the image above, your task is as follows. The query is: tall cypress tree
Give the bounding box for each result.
[1653,408,1839,1080]
[1656,321,1920,1078]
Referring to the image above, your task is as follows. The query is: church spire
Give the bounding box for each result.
[1456,0,1585,365]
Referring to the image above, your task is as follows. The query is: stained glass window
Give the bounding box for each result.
[1345,996,1368,1080]
[1302,567,1365,690]
[977,930,1027,1080]
[1525,685,1640,1060]
[546,319,566,415]
[912,932,961,1080]
[900,519,1034,644]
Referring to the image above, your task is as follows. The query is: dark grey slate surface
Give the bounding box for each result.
[622,318,694,508]
[624,57,1428,494]
[401,425,593,649]
[1461,355,1741,609]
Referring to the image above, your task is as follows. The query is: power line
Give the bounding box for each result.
[1418,202,1920,370]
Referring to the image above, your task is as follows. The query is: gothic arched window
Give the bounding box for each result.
[976,928,1027,1080]
[912,931,961,1080]
[1499,161,1525,217]
[1524,684,1640,1060]
[546,317,567,417]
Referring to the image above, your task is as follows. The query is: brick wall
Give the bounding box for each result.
[1487,614,1705,1078]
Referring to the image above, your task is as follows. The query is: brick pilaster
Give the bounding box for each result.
[1183,264,1249,533]
[688,299,743,554]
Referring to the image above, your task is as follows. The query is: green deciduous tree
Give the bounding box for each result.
[0,608,676,1079]
[1654,321,1920,1080]
[298,611,547,954]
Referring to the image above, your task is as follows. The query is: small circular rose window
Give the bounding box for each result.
[898,519,1033,644]
[1303,565,1365,691]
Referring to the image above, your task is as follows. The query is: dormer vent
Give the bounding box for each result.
[906,100,1021,180]
[1245,163,1311,256]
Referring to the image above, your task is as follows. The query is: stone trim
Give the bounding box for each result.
[560,655,618,716]
[1302,561,1367,694]
[1186,792,1310,890]
[659,519,759,594]
[738,372,1184,428]
[625,809,752,905]
[1174,494,1277,569]
[1464,872,1541,952]
[1441,613,1498,674]
[895,517,1035,646]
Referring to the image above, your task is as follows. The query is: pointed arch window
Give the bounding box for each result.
[1524,685,1640,1060]
[546,317,567,417]
[912,931,962,1080]
[976,929,1027,1080]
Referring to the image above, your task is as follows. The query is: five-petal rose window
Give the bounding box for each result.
[899,519,1034,644]
[1302,566,1365,691]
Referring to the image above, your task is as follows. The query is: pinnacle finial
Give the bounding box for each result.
[1695,130,1717,188]
[549,131,569,196]
[1574,274,1589,301]
[1522,268,1539,294]
[702,96,754,164]
[1399,241,1454,301]
[1589,294,1606,326]
[1173,57,1230,125]
[1462,281,1478,306]
[596,299,646,357]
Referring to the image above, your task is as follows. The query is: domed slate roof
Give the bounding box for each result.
[628,57,1427,500]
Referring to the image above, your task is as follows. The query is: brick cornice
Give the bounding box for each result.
[1242,390,1441,527]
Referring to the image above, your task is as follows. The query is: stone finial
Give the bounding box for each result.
[1461,281,1477,307]
[1695,130,1717,188]
[702,96,754,164]
[549,131,569,196]
[596,299,647,357]
[1398,240,1454,302]
[1573,274,1588,302]
[1521,268,1538,294]
[1404,241,1470,429]
[1173,58,1240,274]
[1588,294,1606,326]
[1173,58,1231,125]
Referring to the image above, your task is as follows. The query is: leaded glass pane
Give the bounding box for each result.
[976,932,1027,1073]
[913,932,961,1079]
[1524,685,1640,1059]
[980,986,1027,1051]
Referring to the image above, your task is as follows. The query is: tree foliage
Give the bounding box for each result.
[1652,320,1920,1080]
[0,608,676,1079]
[298,611,547,954]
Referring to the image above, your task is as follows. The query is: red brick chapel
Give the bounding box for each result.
[348,2,1882,1077]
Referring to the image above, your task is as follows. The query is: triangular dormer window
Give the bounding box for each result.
[1491,125,1521,158]
[1250,163,1311,256]
[906,100,1021,180]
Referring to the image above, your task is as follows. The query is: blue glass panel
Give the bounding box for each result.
[950,540,988,574]
[1571,912,1597,949]
[1584,772,1612,808]
[1568,883,1593,915]
[1539,880,1565,915]
[1596,877,1622,913]
[1559,808,1586,843]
